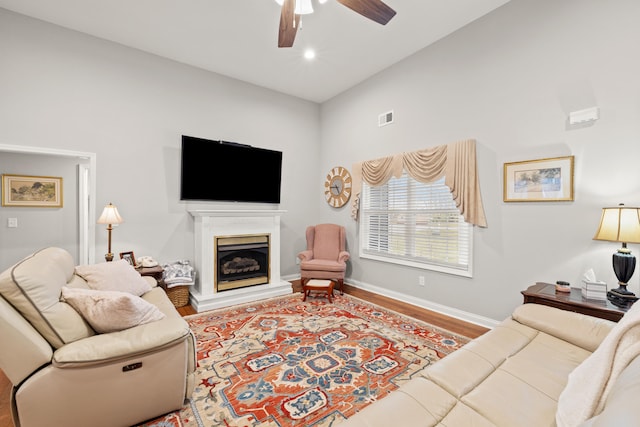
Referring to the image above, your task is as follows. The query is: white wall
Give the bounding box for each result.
[0,9,320,275]
[3,0,640,323]
[0,152,86,268]
[319,0,640,321]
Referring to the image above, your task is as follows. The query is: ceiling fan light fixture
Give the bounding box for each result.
[275,0,313,14]
[276,0,325,6]
[277,0,396,48]
[295,0,314,15]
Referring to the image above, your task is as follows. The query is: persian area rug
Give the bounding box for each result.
[143,293,469,427]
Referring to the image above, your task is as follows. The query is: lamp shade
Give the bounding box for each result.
[593,205,640,244]
[97,203,124,225]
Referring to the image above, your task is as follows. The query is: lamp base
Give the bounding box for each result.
[609,248,638,305]
[105,253,114,262]
[610,283,635,297]
[607,287,638,307]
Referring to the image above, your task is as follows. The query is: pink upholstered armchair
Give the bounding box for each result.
[298,224,350,294]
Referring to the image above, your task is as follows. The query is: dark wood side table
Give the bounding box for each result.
[522,282,633,322]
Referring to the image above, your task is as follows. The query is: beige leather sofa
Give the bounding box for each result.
[0,247,196,427]
[342,302,640,427]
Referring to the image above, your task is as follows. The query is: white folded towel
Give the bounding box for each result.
[162,260,196,287]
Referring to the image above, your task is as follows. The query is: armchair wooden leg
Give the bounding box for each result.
[337,279,344,295]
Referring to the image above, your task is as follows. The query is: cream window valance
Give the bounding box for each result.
[351,139,487,227]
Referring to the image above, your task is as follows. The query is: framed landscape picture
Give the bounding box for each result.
[503,156,574,202]
[1,174,63,207]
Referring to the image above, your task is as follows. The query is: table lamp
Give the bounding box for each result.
[593,204,640,303]
[97,202,124,262]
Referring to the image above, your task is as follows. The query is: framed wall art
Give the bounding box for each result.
[503,156,574,202]
[1,174,63,207]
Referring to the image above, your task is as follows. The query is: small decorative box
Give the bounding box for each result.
[555,280,571,293]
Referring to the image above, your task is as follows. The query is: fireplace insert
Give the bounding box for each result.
[215,234,270,292]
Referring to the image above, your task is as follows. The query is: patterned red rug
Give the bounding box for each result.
[142,292,469,427]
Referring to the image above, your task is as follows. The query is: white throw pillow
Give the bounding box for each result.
[61,286,165,333]
[75,260,152,296]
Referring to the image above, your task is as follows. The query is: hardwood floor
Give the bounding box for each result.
[0,281,488,426]
[178,281,489,338]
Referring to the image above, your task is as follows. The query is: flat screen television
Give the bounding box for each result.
[180,135,282,204]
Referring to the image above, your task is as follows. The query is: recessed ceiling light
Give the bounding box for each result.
[304,49,316,60]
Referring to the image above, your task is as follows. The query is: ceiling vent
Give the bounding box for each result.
[378,110,394,127]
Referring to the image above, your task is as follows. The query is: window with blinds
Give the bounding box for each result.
[359,173,472,277]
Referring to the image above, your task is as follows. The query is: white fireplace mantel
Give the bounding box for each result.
[189,209,287,218]
[187,209,291,311]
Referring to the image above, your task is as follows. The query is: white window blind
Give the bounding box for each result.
[360,173,472,276]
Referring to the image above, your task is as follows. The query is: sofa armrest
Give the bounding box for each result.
[52,315,191,367]
[338,251,350,263]
[142,275,158,288]
[513,303,615,352]
[0,295,53,385]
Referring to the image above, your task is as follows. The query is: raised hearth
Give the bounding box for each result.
[188,209,291,312]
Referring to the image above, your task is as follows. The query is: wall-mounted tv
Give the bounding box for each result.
[180,135,282,204]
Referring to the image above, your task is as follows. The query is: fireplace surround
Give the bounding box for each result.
[188,209,291,311]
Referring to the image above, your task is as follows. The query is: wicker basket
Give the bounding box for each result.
[162,283,190,308]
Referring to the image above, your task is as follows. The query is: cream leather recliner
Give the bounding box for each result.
[0,247,196,427]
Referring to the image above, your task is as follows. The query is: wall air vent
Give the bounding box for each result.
[378,110,394,127]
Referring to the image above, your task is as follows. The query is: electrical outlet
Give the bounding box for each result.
[7,218,18,228]
[295,256,300,265]
[418,276,425,286]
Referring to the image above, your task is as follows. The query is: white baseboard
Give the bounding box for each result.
[283,274,500,329]
[281,274,299,283]
[346,278,500,329]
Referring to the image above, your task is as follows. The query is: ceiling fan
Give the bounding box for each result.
[277,0,397,48]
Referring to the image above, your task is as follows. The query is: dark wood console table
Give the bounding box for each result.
[522,282,633,322]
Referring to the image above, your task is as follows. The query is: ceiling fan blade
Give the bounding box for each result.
[337,0,396,25]
[278,0,301,48]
